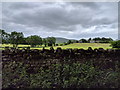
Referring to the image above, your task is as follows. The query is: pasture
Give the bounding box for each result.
[53,43,112,49]
[1,43,112,50]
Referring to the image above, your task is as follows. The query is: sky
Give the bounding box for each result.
[118,1,120,40]
[1,2,118,40]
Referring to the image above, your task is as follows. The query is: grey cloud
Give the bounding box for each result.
[3,2,96,29]
[2,2,118,39]
[69,2,99,9]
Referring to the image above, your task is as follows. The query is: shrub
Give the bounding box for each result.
[60,43,64,46]
[55,44,58,46]
[64,43,68,45]
[111,40,120,48]
[2,60,119,88]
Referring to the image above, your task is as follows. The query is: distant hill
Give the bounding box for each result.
[55,37,76,43]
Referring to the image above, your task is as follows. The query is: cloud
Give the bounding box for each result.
[2,2,118,40]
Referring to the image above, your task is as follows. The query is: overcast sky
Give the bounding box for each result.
[2,2,118,40]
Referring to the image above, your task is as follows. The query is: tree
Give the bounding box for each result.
[26,35,42,47]
[0,29,10,44]
[42,38,47,47]
[71,40,78,43]
[20,38,28,45]
[10,31,24,48]
[47,37,56,46]
[88,38,91,43]
[101,37,113,43]
[67,40,72,44]
[92,37,113,43]
[111,40,120,48]
[93,37,101,43]
[79,39,88,43]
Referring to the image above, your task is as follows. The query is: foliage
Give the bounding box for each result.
[79,39,88,43]
[93,37,113,43]
[88,38,92,43]
[60,43,64,46]
[0,30,57,48]
[71,40,79,43]
[55,44,58,46]
[2,59,119,88]
[67,40,72,44]
[42,38,47,47]
[47,37,56,46]
[26,35,42,47]
[0,29,10,44]
[111,40,120,48]
[10,31,24,48]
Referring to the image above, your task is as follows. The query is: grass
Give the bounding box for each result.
[30,43,112,50]
[1,44,30,47]
[54,43,112,50]
[1,43,112,50]
[45,43,112,50]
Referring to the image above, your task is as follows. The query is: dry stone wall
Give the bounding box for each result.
[2,47,120,70]
[2,47,120,60]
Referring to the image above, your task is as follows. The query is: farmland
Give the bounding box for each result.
[1,43,112,50]
[53,43,112,49]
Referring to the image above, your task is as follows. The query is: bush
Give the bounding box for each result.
[60,43,64,46]
[55,44,58,46]
[64,43,68,45]
[111,40,120,48]
[2,60,119,88]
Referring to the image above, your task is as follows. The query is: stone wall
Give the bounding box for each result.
[2,47,120,70]
[2,47,120,60]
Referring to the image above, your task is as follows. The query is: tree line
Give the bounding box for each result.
[0,29,56,48]
[66,37,113,44]
[1,29,118,48]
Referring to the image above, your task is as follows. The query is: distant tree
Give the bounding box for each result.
[20,37,29,45]
[43,38,47,47]
[79,39,88,43]
[47,37,56,46]
[10,31,24,48]
[76,40,79,43]
[55,44,58,46]
[88,38,92,43]
[93,37,101,42]
[101,37,113,43]
[52,37,56,46]
[64,43,68,45]
[67,40,72,44]
[0,29,10,44]
[71,40,78,43]
[26,35,42,47]
[111,40,120,48]
[93,37,113,43]
[60,43,64,46]
[63,42,66,45]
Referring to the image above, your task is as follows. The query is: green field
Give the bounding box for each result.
[53,43,112,50]
[1,44,30,47]
[1,43,112,50]
[31,43,112,50]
